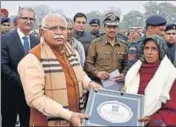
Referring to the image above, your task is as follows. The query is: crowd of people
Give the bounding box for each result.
[1,6,176,126]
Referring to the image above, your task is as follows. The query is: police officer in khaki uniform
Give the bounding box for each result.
[85,12,128,89]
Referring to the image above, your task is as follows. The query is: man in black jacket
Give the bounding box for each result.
[72,12,94,56]
[164,24,176,67]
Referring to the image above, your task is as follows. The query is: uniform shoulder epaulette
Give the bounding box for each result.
[91,34,104,43]
[97,32,105,37]
[118,38,128,45]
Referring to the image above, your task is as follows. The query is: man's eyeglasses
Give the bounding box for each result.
[43,26,67,32]
[20,17,35,22]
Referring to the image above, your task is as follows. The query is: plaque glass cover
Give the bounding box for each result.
[82,89,144,126]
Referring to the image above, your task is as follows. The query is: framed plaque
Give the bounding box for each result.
[82,89,144,126]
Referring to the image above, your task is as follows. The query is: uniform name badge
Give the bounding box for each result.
[82,89,144,126]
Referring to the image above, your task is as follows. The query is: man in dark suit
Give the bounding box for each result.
[1,7,39,126]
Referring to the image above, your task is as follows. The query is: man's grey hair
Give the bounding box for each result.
[17,7,35,18]
[41,13,67,27]
[66,17,74,24]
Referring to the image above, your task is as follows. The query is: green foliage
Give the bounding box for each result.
[19,2,175,31]
[32,5,64,29]
[144,2,176,24]
[120,10,144,30]
[143,2,158,17]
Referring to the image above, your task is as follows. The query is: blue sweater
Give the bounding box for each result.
[127,35,147,69]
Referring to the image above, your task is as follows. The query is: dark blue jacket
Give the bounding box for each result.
[127,35,147,69]
[167,43,176,67]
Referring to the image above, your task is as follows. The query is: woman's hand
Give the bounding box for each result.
[138,116,151,126]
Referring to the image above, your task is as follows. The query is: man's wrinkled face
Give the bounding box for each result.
[17,10,35,33]
[67,21,74,41]
[1,22,11,34]
[164,29,176,44]
[74,17,86,32]
[41,16,67,48]
[104,24,119,38]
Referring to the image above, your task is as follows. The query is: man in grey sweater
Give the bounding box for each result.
[66,18,85,67]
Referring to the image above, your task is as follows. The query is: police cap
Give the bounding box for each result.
[1,17,10,24]
[146,15,166,26]
[89,19,100,26]
[103,12,120,26]
[165,24,176,32]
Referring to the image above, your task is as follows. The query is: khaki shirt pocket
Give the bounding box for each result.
[116,52,126,61]
[97,52,111,66]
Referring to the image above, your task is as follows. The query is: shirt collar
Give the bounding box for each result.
[101,35,120,46]
[17,28,30,39]
[74,30,85,37]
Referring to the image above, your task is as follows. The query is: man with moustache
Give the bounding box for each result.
[164,24,176,67]
[1,7,39,126]
[17,13,102,126]
[85,12,128,89]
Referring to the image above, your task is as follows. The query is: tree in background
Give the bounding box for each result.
[9,2,175,31]
[144,2,176,24]
[120,10,144,30]
[143,2,158,18]
[86,11,104,32]
[119,1,176,32]
[86,7,122,32]
[32,5,50,28]
[104,6,122,18]
[86,11,103,22]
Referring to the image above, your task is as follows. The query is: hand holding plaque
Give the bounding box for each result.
[70,112,89,126]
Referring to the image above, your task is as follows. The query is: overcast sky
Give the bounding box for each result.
[1,1,176,18]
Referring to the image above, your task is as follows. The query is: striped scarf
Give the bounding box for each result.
[30,41,87,126]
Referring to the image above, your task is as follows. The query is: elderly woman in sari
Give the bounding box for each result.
[124,35,176,126]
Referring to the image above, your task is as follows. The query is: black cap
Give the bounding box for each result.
[146,15,166,26]
[89,19,100,26]
[103,12,120,26]
[1,17,10,24]
[165,24,176,32]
